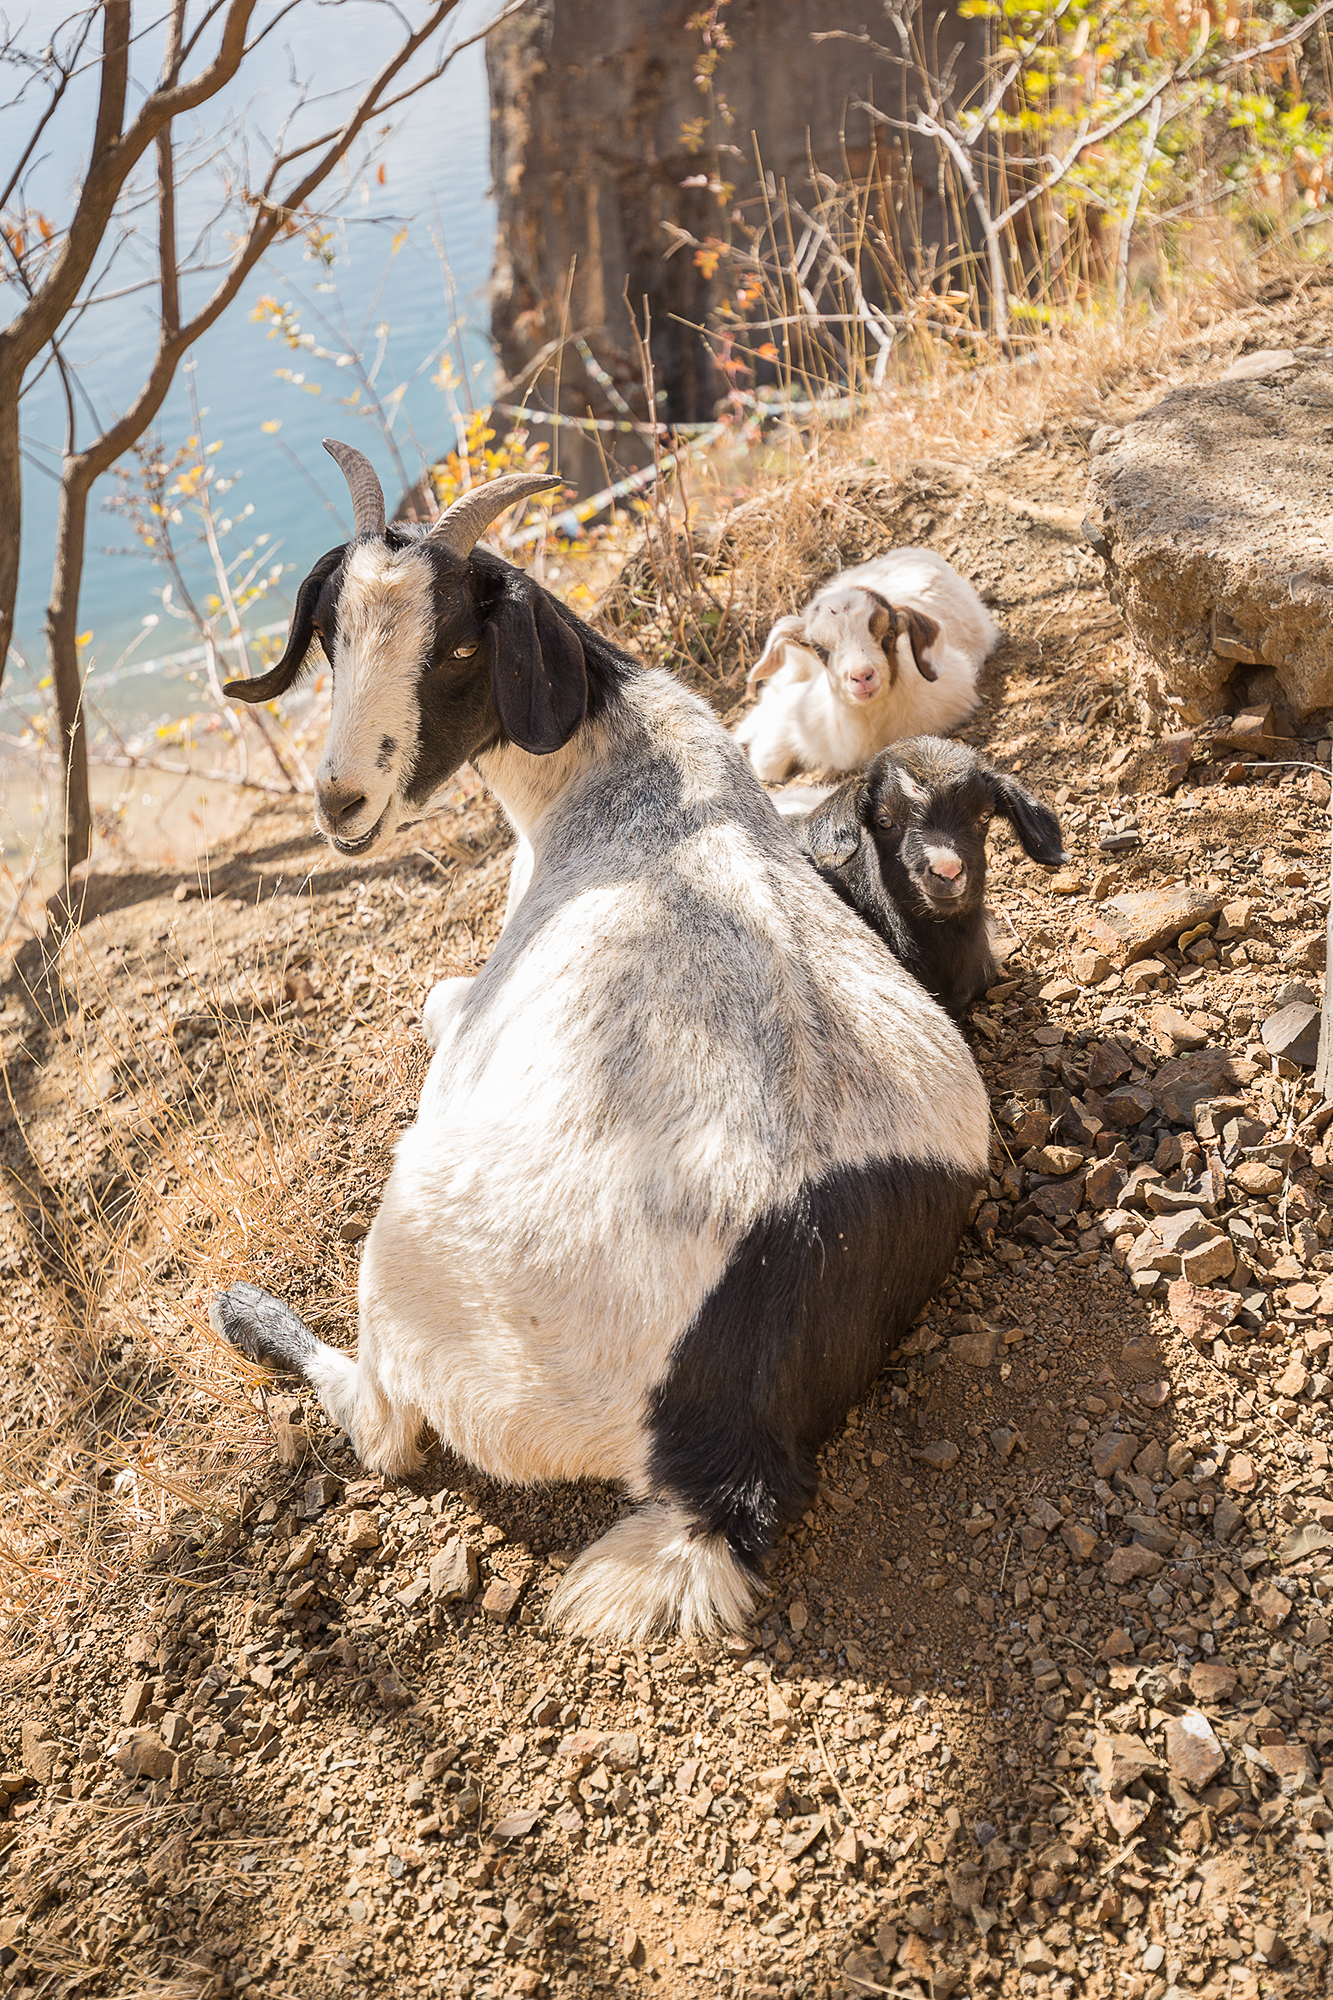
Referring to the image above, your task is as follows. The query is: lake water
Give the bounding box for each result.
[3,0,501,740]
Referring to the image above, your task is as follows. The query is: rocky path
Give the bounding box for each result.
[2,284,1333,2000]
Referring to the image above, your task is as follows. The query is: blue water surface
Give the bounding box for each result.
[3,0,501,734]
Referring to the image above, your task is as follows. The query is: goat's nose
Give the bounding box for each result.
[930,854,963,880]
[317,777,367,830]
[849,664,878,686]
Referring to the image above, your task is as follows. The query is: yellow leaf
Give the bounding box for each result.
[391,227,408,256]
[75,631,93,649]
[261,420,282,433]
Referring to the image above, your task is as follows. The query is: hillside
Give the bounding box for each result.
[2,273,1333,2000]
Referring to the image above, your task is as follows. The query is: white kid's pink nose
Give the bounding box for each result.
[850,666,877,687]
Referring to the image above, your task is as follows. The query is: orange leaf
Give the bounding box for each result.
[377,163,387,185]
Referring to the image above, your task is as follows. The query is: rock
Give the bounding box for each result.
[1133,1379,1170,1408]
[1164,1710,1225,1790]
[1261,1002,1320,1066]
[1180,1233,1236,1285]
[787,1599,809,1633]
[1088,355,1333,721]
[1103,1086,1154,1128]
[1049,868,1087,896]
[1103,1543,1163,1585]
[1252,1580,1293,1631]
[1231,1159,1284,1197]
[120,1680,151,1727]
[1082,884,1225,966]
[1167,1278,1241,1346]
[1124,958,1168,993]
[1091,1433,1137,1479]
[1022,1144,1085,1176]
[481,1578,521,1624]
[1274,1356,1309,1398]
[952,1326,1000,1368]
[1190,1658,1238,1703]
[114,1731,175,1782]
[304,1472,342,1513]
[338,1213,371,1242]
[143,1828,191,1889]
[1225,1453,1258,1492]
[1153,1048,1256,1125]
[160,1713,190,1751]
[125,1631,155,1666]
[429,1538,479,1603]
[1099,1626,1135,1659]
[283,1529,319,1573]
[1149,1005,1209,1055]
[1093,1732,1160,1797]
[914,1440,960,1470]
[1253,1925,1288,1967]
[273,1418,308,1469]
[604,1732,640,1771]
[20,1722,58,1786]
[1071,949,1111,984]
[345,1511,380,1553]
[1062,1521,1099,1562]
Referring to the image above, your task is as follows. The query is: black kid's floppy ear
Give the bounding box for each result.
[483,571,588,754]
[800,776,867,870]
[985,768,1068,866]
[224,546,345,702]
[895,607,941,682]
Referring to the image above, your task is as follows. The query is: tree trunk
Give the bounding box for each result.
[0,359,22,687]
[45,465,93,872]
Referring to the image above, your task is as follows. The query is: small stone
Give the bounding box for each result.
[1062,1521,1099,1562]
[1124,958,1167,993]
[304,1472,342,1513]
[1103,1085,1155,1128]
[1164,1710,1225,1790]
[1167,1278,1241,1346]
[1149,1005,1209,1054]
[1252,1580,1293,1631]
[1099,1627,1135,1659]
[1142,1943,1166,1972]
[160,1713,190,1751]
[120,1680,151,1727]
[787,1599,809,1633]
[990,1426,1020,1461]
[1225,1453,1257,1492]
[125,1632,155,1666]
[1103,1544,1163,1585]
[283,1529,319,1573]
[1232,1159,1284,1197]
[1133,1379,1171,1408]
[1049,869,1087,896]
[20,1721,58,1785]
[481,1578,521,1624]
[1254,1925,1288,1966]
[1261,1003,1320,1067]
[1083,884,1225,967]
[1190,1658,1238,1702]
[273,1418,308,1469]
[429,1538,479,1603]
[1153,1047,1257,1125]
[114,1730,176,1781]
[1072,949,1111,984]
[914,1439,960,1470]
[1091,1432,1138,1479]
[604,1732,641,1772]
[1093,1732,1160,1797]
[832,1826,862,1866]
[1180,1234,1237,1286]
[1274,1357,1309,1398]
[952,1326,1000,1368]
[346,1510,380,1553]
[338,1213,371,1242]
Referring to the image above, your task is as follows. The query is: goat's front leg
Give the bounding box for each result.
[421,975,473,1053]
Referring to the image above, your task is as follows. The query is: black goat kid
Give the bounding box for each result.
[799,737,1067,1017]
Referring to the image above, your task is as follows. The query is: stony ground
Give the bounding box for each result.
[3,277,1333,2000]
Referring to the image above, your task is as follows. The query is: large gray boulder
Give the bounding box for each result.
[1085,348,1333,726]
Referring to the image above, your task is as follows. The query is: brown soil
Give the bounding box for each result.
[3,277,1333,2000]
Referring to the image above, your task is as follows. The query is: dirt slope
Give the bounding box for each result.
[3,280,1333,2000]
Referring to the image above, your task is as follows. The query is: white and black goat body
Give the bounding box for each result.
[799,737,1067,1019]
[210,441,991,1644]
[735,547,1000,782]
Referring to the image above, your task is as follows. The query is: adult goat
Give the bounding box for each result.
[211,439,991,1643]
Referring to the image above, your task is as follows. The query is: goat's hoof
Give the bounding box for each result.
[209,1283,315,1374]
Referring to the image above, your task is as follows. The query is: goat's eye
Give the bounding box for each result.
[451,642,479,660]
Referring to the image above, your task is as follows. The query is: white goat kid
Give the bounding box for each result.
[211,441,990,1645]
[736,547,999,782]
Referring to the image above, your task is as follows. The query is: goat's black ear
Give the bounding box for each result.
[483,571,587,754]
[986,769,1068,867]
[223,546,344,702]
[801,778,866,870]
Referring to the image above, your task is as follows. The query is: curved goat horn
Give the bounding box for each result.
[427,471,563,558]
[323,438,386,539]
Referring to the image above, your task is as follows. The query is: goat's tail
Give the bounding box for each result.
[546,1501,757,1644]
